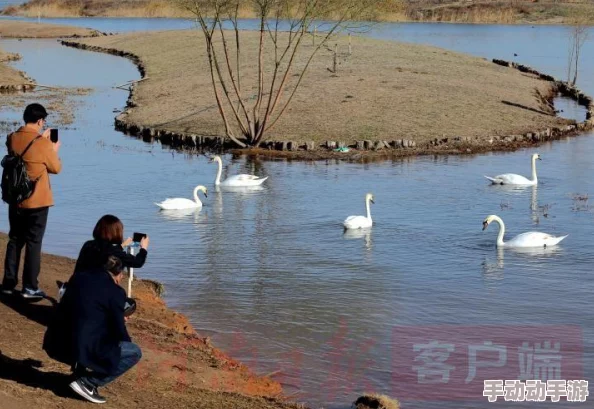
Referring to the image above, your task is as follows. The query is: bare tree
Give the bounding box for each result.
[170,0,398,147]
[567,13,591,87]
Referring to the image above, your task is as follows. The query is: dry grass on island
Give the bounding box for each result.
[4,0,594,24]
[0,20,102,38]
[0,232,314,409]
[69,30,566,147]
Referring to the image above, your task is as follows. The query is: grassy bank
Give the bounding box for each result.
[406,0,594,24]
[3,0,594,24]
[0,232,315,409]
[67,30,566,148]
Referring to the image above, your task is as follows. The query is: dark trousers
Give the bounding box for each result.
[3,206,49,291]
[80,342,142,388]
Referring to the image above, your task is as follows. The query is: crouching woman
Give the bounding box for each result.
[43,255,142,404]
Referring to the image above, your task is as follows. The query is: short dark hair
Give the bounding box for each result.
[93,215,124,244]
[104,255,123,276]
[23,103,48,124]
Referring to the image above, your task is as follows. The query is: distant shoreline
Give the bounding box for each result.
[0,15,585,27]
[3,0,594,25]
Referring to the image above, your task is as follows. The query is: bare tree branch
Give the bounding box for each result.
[567,11,591,86]
[170,0,398,147]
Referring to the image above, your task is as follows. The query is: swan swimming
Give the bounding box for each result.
[155,185,207,210]
[484,153,541,185]
[343,193,374,229]
[482,214,568,248]
[210,155,268,187]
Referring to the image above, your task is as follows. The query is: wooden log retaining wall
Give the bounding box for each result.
[0,83,35,93]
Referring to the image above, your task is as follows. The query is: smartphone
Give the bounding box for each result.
[133,232,146,243]
[124,297,137,317]
[50,129,58,143]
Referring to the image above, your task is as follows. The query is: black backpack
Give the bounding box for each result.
[1,135,41,205]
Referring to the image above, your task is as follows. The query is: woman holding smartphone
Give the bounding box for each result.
[73,215,149,276]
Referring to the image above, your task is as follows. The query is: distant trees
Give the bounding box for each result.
[170,0,401,148]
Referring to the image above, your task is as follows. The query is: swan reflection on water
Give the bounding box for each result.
[157,207,204,222]
[214,184,266,194]
[508,245,564,258]
[482,244,564,288]
[342,227,373,250]
[491,183,534,195]
[482,248,505,287]
[492,184,543,226]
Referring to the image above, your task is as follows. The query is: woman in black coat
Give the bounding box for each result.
[73,215,149,275]
[44,256,142,404]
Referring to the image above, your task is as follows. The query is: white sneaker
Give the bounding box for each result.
[69,378,106,404]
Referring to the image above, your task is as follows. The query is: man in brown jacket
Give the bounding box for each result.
[2,103,61,299]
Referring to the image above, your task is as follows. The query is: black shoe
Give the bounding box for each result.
[1,281,16,295]
[69,378,106,404]
[21,288,46,300]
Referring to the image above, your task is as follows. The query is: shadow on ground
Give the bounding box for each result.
[0,350,72,398]
[0,293,57,327]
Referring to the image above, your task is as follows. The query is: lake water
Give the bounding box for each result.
[0,18,593,409]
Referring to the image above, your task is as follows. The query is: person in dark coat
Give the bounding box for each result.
[73,214,149,275]
[43,255,142,404]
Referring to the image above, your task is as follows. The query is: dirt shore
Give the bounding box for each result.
[67,30,568,149]
[0,233,313,409]
[3,0,594,24]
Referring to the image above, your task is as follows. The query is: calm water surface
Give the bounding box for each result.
[1,20,593,409]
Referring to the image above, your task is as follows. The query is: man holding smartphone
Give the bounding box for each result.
[1,103,62,299]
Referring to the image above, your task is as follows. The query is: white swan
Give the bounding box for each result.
[484,153,541,185]
[155,185,207,210]
[482,214,568,248]
[343,193,374,229]
[211,155,268,187]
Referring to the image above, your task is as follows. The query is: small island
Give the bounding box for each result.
[63,29,580,159]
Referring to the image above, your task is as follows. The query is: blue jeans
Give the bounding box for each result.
[83,342,142,388]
